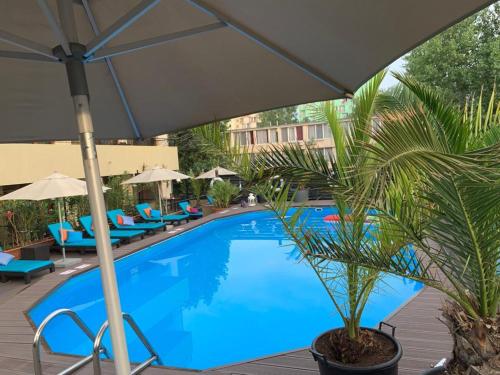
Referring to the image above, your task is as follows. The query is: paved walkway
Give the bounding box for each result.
[0,204,451,374]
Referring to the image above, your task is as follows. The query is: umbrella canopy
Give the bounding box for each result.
[0,172,101,201]
[0,1,493,142]
[121,166,190,185]
[196,166,237,179]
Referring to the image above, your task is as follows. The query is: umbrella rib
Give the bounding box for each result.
[85,0,161,58]
[89,22,226,61]
[0,50,59,63]
[36,0,71,56]
[185,0,351,96]
[0,29,58,60]
[82,0,143,140]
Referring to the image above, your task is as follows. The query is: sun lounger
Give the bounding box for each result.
[48,222,120,252]
[0,247,54,284]
[107,209,167,233]
[79,215,145,243]
[179,201,203,219]
[136,203,189,225]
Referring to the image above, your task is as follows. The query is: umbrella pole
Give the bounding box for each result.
[57,199,66,262]
[157,182,163,223]
[67,66,131,372]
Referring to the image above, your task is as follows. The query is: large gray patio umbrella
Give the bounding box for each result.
[0,1,492,373]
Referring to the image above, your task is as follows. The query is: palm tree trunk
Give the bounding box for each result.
[441,301,499,374]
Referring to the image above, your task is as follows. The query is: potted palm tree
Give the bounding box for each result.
[258,75,499,374]
[257,72,408,374]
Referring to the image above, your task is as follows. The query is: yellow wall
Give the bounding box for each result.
[0,143,179,186]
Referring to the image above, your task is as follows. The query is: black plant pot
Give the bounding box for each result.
[421,367,446,375]
[310,325,402,375]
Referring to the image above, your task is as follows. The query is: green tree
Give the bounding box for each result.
[258,106,298,127]
[405,5,499,105]
[169,122,231,173]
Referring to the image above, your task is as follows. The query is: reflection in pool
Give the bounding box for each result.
[29,208,422,370]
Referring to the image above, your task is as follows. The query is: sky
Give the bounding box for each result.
[380,57,406,90]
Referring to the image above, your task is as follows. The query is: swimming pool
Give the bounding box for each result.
[29,208,422,370]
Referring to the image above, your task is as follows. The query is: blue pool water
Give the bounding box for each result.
[29,208,422,370]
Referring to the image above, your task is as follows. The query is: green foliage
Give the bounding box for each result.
[258,105,298,127]
[169,122,232,173]
[208,181,239,208]
[104,174,138,214]
[405,5,499,106]
[0,200,58,248]
[363,75,500,319]
[65,196,90,225]
[189,172,206,206]
[188,121,261,190]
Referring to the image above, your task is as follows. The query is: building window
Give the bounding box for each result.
[317,147,334,159]
[256,130,268,144]
[237,132,251,146]
[269,129,278,143]
[281,127,296,143]
[308,123,330,140]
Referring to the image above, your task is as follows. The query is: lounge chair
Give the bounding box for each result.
[79,215,145,243]
[179,201,203,219]
[0,247,54,284]
[107,209,167,234]
[136,203,189,225]
[207,195,215,205]
[48,222,120,252]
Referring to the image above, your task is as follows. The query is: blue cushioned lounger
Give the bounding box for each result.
[207,195,215,205]
[0,247,54,284]
[48,222,120,252]
[179,201,203,219]
[136,203,189,225]
[79,215,145,243]
[107,209,167,233]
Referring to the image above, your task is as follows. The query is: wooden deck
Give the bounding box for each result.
[0,204,451,375]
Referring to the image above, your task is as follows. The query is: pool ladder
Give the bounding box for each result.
[33,308,162,375]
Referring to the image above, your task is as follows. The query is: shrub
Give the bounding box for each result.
[208,181,239,208]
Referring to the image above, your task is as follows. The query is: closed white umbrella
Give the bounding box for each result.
[122,166,190,220]
[0,1,491,372]
[196,166,237,179]
[0,173,108,267]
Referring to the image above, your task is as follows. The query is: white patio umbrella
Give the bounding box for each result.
[0,173,108,267]
[196,166,237,179]
[0,1,492,373]
[196,166,237,188]
[121,166,190,221]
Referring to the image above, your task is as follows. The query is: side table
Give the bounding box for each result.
[21,243,51,260]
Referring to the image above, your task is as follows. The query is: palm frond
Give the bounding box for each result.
[394,73,468,153]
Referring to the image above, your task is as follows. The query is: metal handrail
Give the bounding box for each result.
[92,313,162,374]
[33,308,109,375]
